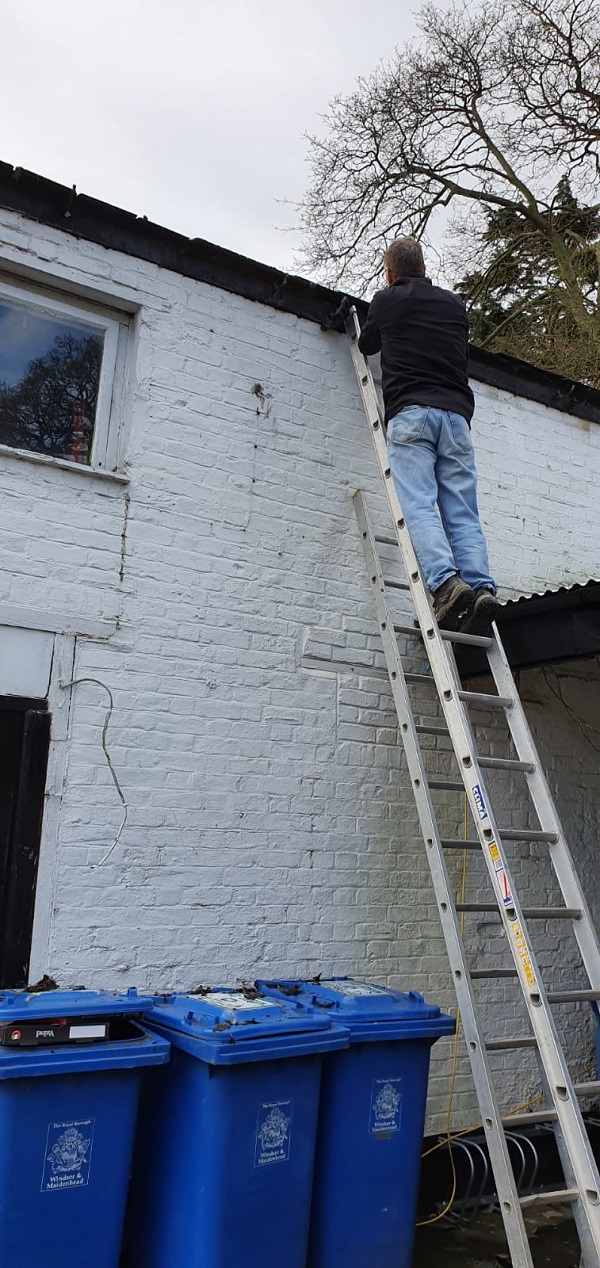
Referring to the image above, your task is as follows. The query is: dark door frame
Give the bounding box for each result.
[0,696,51,987]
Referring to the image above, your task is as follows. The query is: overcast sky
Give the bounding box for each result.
[0,0,430,277]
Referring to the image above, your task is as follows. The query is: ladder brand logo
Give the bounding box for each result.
[472,784,487,820]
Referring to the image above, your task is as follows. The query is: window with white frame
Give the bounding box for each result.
[0,278,127,470]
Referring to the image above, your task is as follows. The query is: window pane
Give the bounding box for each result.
[0,298,105,464]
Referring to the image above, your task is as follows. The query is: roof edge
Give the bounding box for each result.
[1,162,600,426]
[458,580,600,675]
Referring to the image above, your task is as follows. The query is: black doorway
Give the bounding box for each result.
[0,697,51,987]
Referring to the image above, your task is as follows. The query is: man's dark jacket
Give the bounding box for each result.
[358,276,475,425]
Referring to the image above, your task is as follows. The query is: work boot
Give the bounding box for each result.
[460,587,499,636]
[432,575,474,631]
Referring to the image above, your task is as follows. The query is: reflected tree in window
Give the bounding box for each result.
[0,329,103,464]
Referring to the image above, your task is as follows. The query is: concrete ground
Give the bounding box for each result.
[413,1203,580,1266]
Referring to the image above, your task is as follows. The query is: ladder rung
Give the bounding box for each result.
[440,839,481,850]
[487,1036,538,1050]
[503,1109,558,1128]
[470,968,519,979]
[416,724,450,737]
[383,578,410,591]
[547,990,600,1003]
[405,672,434,685]
[374,534,398,546]
[500,829,559,843]
[456,904,581,920]
[519,1188,579,1209]
[394,622,425,636]
[391,621,493,649]
[429,780,466,792]
[478,756,535,773]
[459,690,513,710]
[470,979,598,998]
[440,828,558,848]
[522,908,582,920]
[412,738,533,773]
[573,1081,600,1097]
[440,628,494,649]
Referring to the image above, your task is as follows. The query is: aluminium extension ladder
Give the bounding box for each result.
[345,305,600,1268]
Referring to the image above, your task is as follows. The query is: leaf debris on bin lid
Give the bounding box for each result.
[237,984,261,1000]
[25,975,60,993]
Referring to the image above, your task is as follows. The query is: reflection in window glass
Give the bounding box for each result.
[0,299,105,464]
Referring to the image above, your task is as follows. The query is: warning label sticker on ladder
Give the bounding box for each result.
[488,840,513,906]
[510,922,538,991]
[496,866,512,905]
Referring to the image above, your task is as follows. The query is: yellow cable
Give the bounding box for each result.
[420,1059,596,1163]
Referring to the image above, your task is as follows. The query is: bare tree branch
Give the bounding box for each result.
[299,0,599,381]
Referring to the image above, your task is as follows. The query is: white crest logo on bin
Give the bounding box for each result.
[255,1100,293,1166]
[259,1107,290,1150]
[374,1082,400,1122]
[50,1127,90,1175]
[370,1079,402,1136]
[41,1119,95,1192]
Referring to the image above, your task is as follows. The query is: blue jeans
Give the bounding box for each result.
[386,406,496,595]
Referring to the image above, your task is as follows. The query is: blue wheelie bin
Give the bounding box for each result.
[257,977,455,1268]
[129,987,349,1268]
[0,986,169,1268]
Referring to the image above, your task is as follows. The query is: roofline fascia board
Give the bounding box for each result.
[1,162,600,426]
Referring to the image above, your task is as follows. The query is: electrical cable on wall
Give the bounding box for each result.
[60,677,128,869]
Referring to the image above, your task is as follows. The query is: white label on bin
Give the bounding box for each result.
[369,1080,402,1136]
[191,992,273,1012]
[320,981,389,997]
[254,1100,293,1167]
[41,1119,95,1192]
[69,1024,107,1040]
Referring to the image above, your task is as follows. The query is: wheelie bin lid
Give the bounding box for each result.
[0,986,154,1026]
[0,987,170,1078]
[256,978,456,1043]
[143,988,350,1065]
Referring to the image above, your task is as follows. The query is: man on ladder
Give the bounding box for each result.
[358,236,498,636]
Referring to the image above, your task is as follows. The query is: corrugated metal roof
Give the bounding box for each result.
[502,579,600,607]
[459,578,600,674]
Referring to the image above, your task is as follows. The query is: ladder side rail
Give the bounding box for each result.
[347,313,600,1258]
[487,634,600,992]
[354,492,534,1268]
[346,308,594,1009]
[347,314,558,1018]
[358,495,598,1268]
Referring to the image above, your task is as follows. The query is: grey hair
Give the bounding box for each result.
[384,237,425,280]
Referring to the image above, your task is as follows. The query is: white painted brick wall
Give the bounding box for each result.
[0,205,599,1132]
